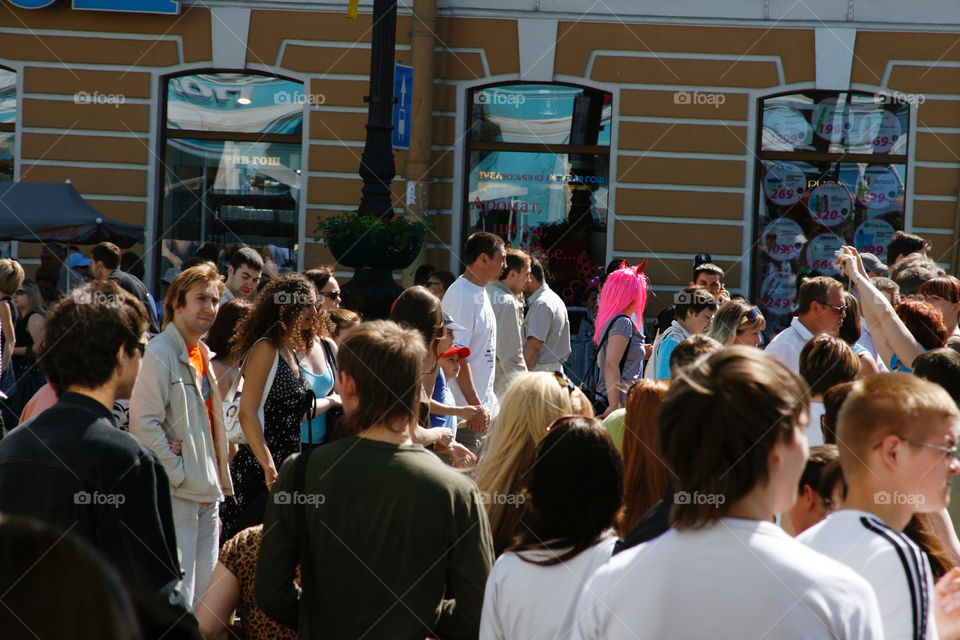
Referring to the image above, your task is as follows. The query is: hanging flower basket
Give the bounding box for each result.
[315,213,428,270]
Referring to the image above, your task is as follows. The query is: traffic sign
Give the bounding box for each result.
[393,63,414,150]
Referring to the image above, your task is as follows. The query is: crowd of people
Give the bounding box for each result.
[2,228,960,639]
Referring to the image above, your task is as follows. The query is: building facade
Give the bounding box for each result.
[1,0,959,326]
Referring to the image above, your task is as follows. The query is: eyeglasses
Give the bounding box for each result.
[318,291,341,301]
[873,434,960,458]
[135,341,148,356]
[817,301,846,314]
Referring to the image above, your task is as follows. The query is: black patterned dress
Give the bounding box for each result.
[220,354,310,542]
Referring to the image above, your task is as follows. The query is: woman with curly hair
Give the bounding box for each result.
[219,274,318,541]
[473,371,593,555]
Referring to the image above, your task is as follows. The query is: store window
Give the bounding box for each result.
[158,72,304,288]
[753,90,908,335]
[465,83,611,307]
[0,66,15,183]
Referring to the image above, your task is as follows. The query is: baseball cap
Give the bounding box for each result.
[859,252,889,277]
[68,253,91,269]
[443,312,467,332]
[694,253,713,269]
[439,345,470,359]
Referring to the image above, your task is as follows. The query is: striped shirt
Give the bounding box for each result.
[799,509,937,640]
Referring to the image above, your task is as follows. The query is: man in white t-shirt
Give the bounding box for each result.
[764,276,846,375]
[800,373,960,640]
[442,232,506,454]
[570,347,884,640]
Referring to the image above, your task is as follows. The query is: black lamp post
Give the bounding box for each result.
[357,0,398,220]
[341,0,404,318]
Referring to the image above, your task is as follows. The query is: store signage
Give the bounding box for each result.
[7,0,180,15]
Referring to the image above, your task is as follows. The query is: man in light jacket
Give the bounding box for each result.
[130,262,233,608]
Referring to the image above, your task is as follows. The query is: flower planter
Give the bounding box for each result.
[326,228,424,270]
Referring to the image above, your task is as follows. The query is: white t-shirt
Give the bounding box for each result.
[442,276,499,416]
[808,400,825,447]
[799,509,938,640]
[570,518,883,640]
[480,537,616,640]
[763,316,815,375]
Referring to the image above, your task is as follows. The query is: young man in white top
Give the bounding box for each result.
[441,231,506,454]
[571,346,884,640]
[799,373,960,640]
[764,276,846,375]
[486,248,530,398]
[522,258,572,373]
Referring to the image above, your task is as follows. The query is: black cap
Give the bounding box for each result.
[694,253,713,269]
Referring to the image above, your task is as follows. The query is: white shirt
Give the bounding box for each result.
[570,518,883,640]
[800,509,938,640]
[442,276,499,416]
[808,400,825,447]
[763,316,816,375]
[480,537,616,640]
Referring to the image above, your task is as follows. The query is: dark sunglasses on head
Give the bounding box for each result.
[744,306,761,321]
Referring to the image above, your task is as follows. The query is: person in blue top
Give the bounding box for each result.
[648,286,716,380]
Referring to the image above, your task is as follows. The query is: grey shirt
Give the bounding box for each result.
[524,283,572,370]
[596,315,645,404]
[486,281,527,398]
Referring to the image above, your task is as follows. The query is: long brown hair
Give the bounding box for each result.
[230,273,317,360]
[904,513,955,580]
[617,379,671,537]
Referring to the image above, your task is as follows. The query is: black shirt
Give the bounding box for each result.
[110,269,160,335]
[0,392,181,591]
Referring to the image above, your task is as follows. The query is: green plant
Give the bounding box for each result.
[314,212,430,247]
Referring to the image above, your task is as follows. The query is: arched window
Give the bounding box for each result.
[158,72,304,288]
[465,83,611,307]
[753,90,909,335]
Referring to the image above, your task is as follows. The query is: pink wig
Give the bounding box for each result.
[594,262,649,344]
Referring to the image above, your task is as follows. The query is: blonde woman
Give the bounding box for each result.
[0,259,24,427]
[473,371,593,555]
[706,299,766,347]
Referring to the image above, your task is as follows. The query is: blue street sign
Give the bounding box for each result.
[393,63,414,150]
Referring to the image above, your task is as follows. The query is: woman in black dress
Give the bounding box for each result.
[0,259,24,431]
[10,280,47,418]
[219,274,318,541]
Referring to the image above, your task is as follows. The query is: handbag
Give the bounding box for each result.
[222,338,279,445]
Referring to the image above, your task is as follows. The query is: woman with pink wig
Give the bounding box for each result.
[593,262,649,417]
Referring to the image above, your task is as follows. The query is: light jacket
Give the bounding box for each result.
[130,323,233,502]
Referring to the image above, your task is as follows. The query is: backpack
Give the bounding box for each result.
[580,314,630,414]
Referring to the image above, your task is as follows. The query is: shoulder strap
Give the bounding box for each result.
[319,338,338,376]
[293,450,313,620]
[599,315,632,372]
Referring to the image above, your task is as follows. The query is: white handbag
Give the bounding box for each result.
[222,339,279,445]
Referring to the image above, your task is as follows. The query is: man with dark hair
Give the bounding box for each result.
[441,232,505,453]
[887,230,930,267]
[573,347,883,639]
[223,246,263,301]
[691,262,729,303]
[894,262,943,297]
[130,263,233,608]
[0,281,189,622]
[668,334,722,375]
[764,275,846,374]
[486,248,530,397]
[90,241,160,334]
[257,320,494,639]
[783,444,842,536]
[522,258,571,373]
[648,286,716,380]
[914,348,960,405]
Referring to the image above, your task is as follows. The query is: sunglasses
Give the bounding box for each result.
[135,341,148,356]
[426,280,443,288]
[14,290,26,296]
[318,291,341,301]
[744,306,761,321]
[817,301,846,314]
